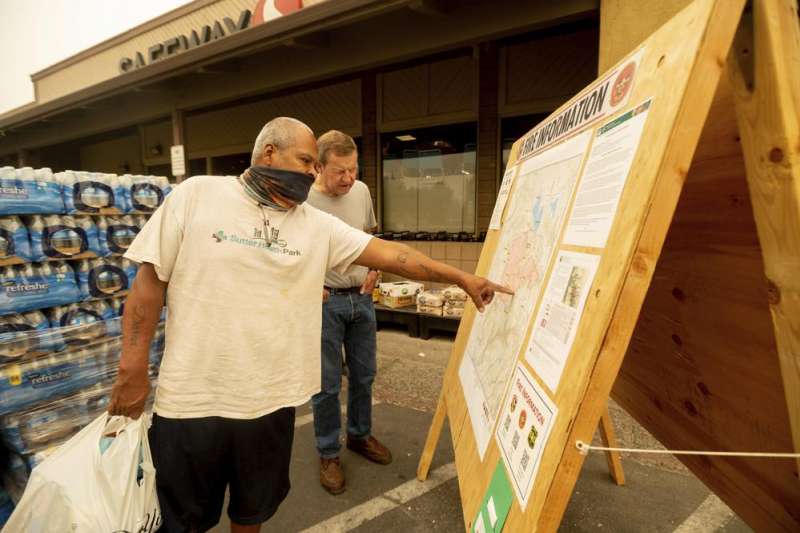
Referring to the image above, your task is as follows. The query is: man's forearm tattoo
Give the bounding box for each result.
[394,251,445,282]
[126,304,146,348]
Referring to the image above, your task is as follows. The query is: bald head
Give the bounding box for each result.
[251,117,314,166]
[250,117,318,177]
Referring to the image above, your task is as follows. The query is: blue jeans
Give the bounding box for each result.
[312,292,377,458]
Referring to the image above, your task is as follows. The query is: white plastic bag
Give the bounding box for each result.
[3,413,161,532]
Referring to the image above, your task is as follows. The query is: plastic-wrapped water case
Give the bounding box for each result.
[98,215,141,256]
[45,302,120,347]
[0,311,163,494]
[75,258,138,300]
[0,216,32,262]
[24,215,102,261]
[0,167,65,215]
[122,175,171,213]
[0,319,163,418]
[5,453,28,499]
[0,487,14,527]
[0,310,63,362]
[60,171,128,214]
[0,262,81,315]
[0,336,121,416]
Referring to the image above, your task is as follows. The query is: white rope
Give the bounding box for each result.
[575,440,800,458]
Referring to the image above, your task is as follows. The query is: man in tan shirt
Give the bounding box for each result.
[306,131,385,495]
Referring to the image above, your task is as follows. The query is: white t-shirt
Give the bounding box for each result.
[306,180,377,288]
[124,175,372,419]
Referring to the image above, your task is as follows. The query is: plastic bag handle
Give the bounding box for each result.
[91,413,148,515]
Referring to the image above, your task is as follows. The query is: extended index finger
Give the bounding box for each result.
[490,281,514,295]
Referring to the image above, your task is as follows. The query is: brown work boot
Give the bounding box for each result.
[320,457,346,495]
[346,435,393,465]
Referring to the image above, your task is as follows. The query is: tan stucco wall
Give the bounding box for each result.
[35,0,265,104]
[79,134,143,174]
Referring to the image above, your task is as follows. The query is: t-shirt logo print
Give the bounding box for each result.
[211,228,298,255]
[252,226,287,248]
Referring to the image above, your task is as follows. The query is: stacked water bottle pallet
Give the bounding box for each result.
[0,166,171,514]
[0,214,149,266]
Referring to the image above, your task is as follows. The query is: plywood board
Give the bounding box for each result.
[425,0,749,530]
[612,1,800,530]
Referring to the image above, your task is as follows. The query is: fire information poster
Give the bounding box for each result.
[495,364,557,510]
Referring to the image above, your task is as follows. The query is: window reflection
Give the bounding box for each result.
[381,123,476,233]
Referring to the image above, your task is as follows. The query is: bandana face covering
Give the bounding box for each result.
[239,166,315,209]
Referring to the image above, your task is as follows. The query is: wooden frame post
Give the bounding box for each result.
[728,0,800,471]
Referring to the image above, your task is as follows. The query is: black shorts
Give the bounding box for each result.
[149,407,296,532]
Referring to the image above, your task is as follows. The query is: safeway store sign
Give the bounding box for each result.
[118,0,306,73]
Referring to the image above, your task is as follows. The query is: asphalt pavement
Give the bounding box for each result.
[209,329,753,533]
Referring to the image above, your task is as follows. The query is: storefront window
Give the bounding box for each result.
[211,153,249,177]
[145,164,171,178]
[147,158,207,182]
[501,113,549,171]
[189,158,207,177]
[381,123,476,233]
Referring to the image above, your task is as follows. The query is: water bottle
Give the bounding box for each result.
[53,171,64,194]
[120,258,137,288]
[52,261,73,281]
[75,215,97,256]
[87,300,106,320]
[0,167,14,190]
[7,215,22,234]
[12,215,31,261]
[106,173,123,212]
[26,214,44,258]
[61,170,76,211]
[17,167,34,192]
[95,299,112,320]
[156,175,172,202]
[109,296,124,316]
[22,262,36,281]
[33,168,51,187]
[1,265,15,283]
[117,174,130,211]
[24,309,49,352]
[130,214,143,231]
[32,169,45,193]
[41,262,55,277]
[0,217,13,258]
[94,216,109,256]
[0,313,30,361]
[23,309,47,328]
[72,171,88,211]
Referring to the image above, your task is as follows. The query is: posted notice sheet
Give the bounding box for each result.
[489,165,518,230]
[525,251,600,392]
[495,364,557,510]
[563,99,652,248]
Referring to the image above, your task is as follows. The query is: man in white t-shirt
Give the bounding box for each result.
[108,117,510,533]
[306,131,385,495]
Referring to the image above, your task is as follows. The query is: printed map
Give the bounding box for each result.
[459,131,592,458]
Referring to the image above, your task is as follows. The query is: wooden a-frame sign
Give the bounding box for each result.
[418,0,800,531]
